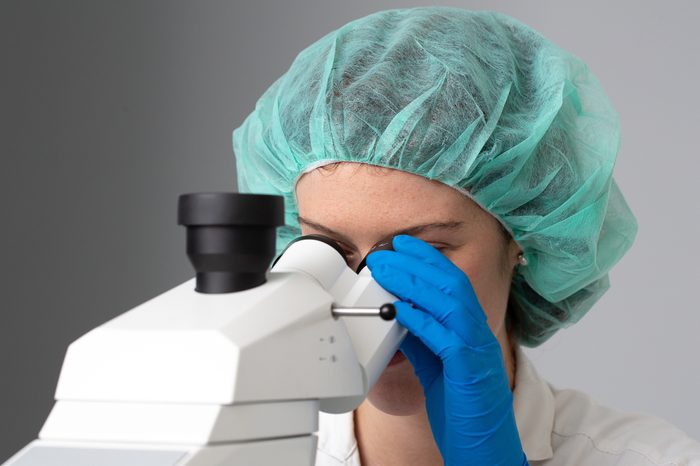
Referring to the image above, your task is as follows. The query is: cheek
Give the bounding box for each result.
[448,252,511,328]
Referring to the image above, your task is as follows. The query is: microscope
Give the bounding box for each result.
[3,192,407,466]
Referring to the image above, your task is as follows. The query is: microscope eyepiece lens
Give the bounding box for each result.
[178,192,284,293]
[355,236,395,273]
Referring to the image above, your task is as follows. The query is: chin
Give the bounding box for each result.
[364,356,426,416]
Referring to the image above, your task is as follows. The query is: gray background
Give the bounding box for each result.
[1,0,698,461]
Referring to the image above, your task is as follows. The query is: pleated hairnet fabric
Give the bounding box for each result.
[232,7,638,346]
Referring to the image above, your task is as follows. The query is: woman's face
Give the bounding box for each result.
[295,162,520,415]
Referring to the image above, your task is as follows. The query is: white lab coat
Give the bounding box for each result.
[315,345,700,465]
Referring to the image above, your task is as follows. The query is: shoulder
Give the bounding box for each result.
[548,384,700,466]
[514,348,700,465]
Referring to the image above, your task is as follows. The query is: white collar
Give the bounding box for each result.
[317,345,556,462]
[512,344,555,461]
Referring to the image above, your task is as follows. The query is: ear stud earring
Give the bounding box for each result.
[517,253,528,266]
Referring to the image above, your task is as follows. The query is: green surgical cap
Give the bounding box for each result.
[232,7,638,346]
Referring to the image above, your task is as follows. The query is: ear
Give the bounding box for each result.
[507,238,523,271]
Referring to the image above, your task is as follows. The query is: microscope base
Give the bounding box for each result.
[3,436,318,466]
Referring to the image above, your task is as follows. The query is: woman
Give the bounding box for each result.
[232,7,700,465]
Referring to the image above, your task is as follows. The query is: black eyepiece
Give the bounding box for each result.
[178,193,284,293]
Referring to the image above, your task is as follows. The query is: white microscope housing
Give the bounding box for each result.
[2,193,407,466]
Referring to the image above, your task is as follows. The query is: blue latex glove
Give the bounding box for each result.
[366,234,529,466]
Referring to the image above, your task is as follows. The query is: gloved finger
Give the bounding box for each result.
[392,234,466,277]
[394,300,477,380]
[398,329,442,390]
[367,251,487,325]
[396,303,503,382]
[371,265,492,347]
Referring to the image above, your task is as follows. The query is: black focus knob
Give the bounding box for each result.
[178,193,284,293]
[379,303,397,321]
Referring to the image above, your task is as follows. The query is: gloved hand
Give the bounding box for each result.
[366,234,529,466]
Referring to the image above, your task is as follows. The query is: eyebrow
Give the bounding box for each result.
[297,215,464,250]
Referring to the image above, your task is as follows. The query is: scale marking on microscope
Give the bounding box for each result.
[319,335,337,362]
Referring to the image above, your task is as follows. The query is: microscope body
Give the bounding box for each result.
[3,236,406,466]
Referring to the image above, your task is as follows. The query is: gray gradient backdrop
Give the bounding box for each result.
[1,0,698,461]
